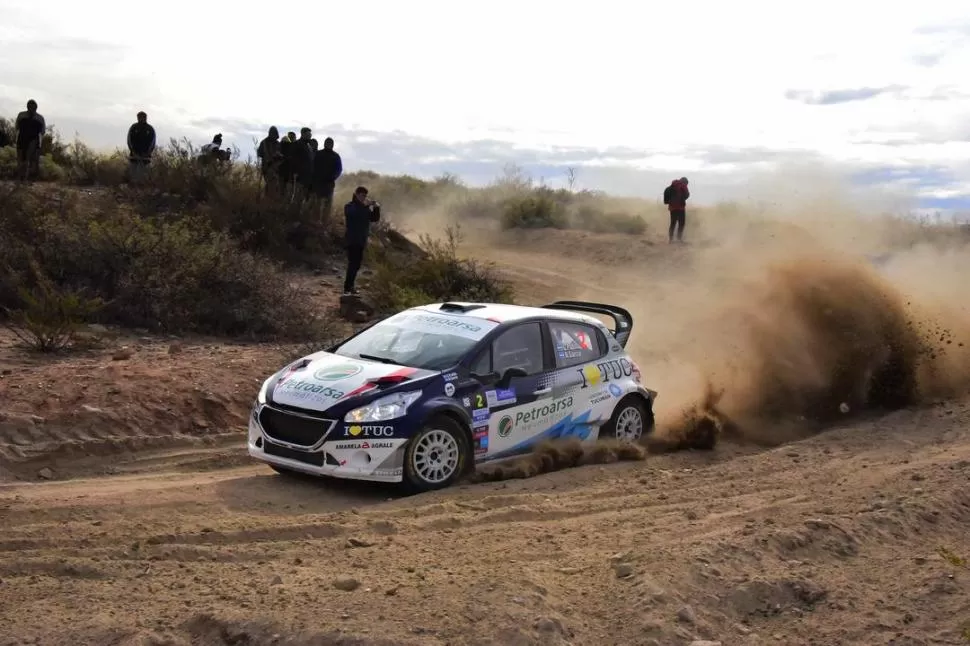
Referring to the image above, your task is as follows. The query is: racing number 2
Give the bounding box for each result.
[475,393,485,408]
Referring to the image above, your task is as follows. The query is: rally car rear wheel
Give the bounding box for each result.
[403,416,470,492]
[602,396,654,442]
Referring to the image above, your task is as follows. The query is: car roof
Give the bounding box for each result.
[410,302,607,327]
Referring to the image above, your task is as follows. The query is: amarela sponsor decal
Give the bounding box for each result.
[334,440,394,450]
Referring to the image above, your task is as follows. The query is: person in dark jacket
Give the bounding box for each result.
[663,177,690,243]
[278,131,297,199]
[14,99,45,182]
[256,126,282,195]
[343,186,381,295]
[292,127,315,202]
[126,111,156,184]
[312,137,343,219]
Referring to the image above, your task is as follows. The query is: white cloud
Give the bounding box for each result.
[2,0,970,210]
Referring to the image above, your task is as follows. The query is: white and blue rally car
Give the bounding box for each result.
[249,300,657,492]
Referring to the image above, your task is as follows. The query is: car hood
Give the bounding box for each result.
[268,353,438,413]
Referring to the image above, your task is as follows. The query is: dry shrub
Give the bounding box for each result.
[368,224,514,315]
[0,184,329,340]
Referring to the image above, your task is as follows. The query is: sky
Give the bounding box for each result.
[2,0,970,213]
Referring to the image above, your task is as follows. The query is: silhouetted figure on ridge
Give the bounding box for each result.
[127,111,156,184]
[15,99,45,182]
[663,176,690,243]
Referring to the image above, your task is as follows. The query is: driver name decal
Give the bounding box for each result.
[485,388,516,407]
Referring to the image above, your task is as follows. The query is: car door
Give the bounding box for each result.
[545,318,615,430]
[468,321,581,461]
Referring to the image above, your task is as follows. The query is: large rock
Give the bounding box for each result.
[339,294,375,323]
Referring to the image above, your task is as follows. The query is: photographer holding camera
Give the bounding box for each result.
[343,186,381,296]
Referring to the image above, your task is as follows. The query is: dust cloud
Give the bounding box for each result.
[620,171,970,449]
[401,164,970,456]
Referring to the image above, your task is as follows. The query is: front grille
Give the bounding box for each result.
[258,406,335,447]
[263,441,326,467]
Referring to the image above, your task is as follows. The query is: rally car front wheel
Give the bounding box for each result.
[403,416,470,492]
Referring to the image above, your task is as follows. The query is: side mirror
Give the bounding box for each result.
[498,367,527,388]
[472,371,501,386]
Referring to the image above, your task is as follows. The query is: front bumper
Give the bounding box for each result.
[247,404,406,483]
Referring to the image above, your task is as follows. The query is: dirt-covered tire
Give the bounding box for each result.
[601,395,654,442]
[403,415,471,493]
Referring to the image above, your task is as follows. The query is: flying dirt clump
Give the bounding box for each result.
[466,437,647,483]
[656,251,970,449]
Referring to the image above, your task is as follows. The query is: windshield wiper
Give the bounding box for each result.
[358,353,397,365]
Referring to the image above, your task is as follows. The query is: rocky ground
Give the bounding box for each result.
[1,226,969,646]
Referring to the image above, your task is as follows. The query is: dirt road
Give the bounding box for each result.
[2,229,970,645]
[2,398,968,646]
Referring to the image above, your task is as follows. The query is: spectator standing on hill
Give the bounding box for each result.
[313,137,343,220]
[256,126,282,195]
[343,186,381,296]
[15,100,45,182]
[126,111,156,185]
[292,127,315,202]
[663,176,690,243]
[278,131,297,198]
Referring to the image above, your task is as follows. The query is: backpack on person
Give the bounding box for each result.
[663,184,673,205]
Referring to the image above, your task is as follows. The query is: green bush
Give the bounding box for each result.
[368,224,513,315]
[500,193,568,230]
[0,147,65,181]
[574,207,647,234]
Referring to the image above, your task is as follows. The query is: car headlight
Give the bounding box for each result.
[344,390,423,423]
[257,375,274,404]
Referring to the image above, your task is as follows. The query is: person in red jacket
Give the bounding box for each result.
[662,177,690,243]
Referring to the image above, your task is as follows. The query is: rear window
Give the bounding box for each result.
[549,319,607,368]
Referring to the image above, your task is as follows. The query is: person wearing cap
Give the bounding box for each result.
[342,186,381,296]
[126,111,156,185]
[14,99,45,182]
[663,176,690,243]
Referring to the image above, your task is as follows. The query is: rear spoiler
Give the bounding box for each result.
[541,300,634,349]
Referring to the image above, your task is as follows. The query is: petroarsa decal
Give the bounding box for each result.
[275,378,345,402]
[313,363,363,382]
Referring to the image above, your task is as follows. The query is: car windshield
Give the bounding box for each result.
[332,310,500,371]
